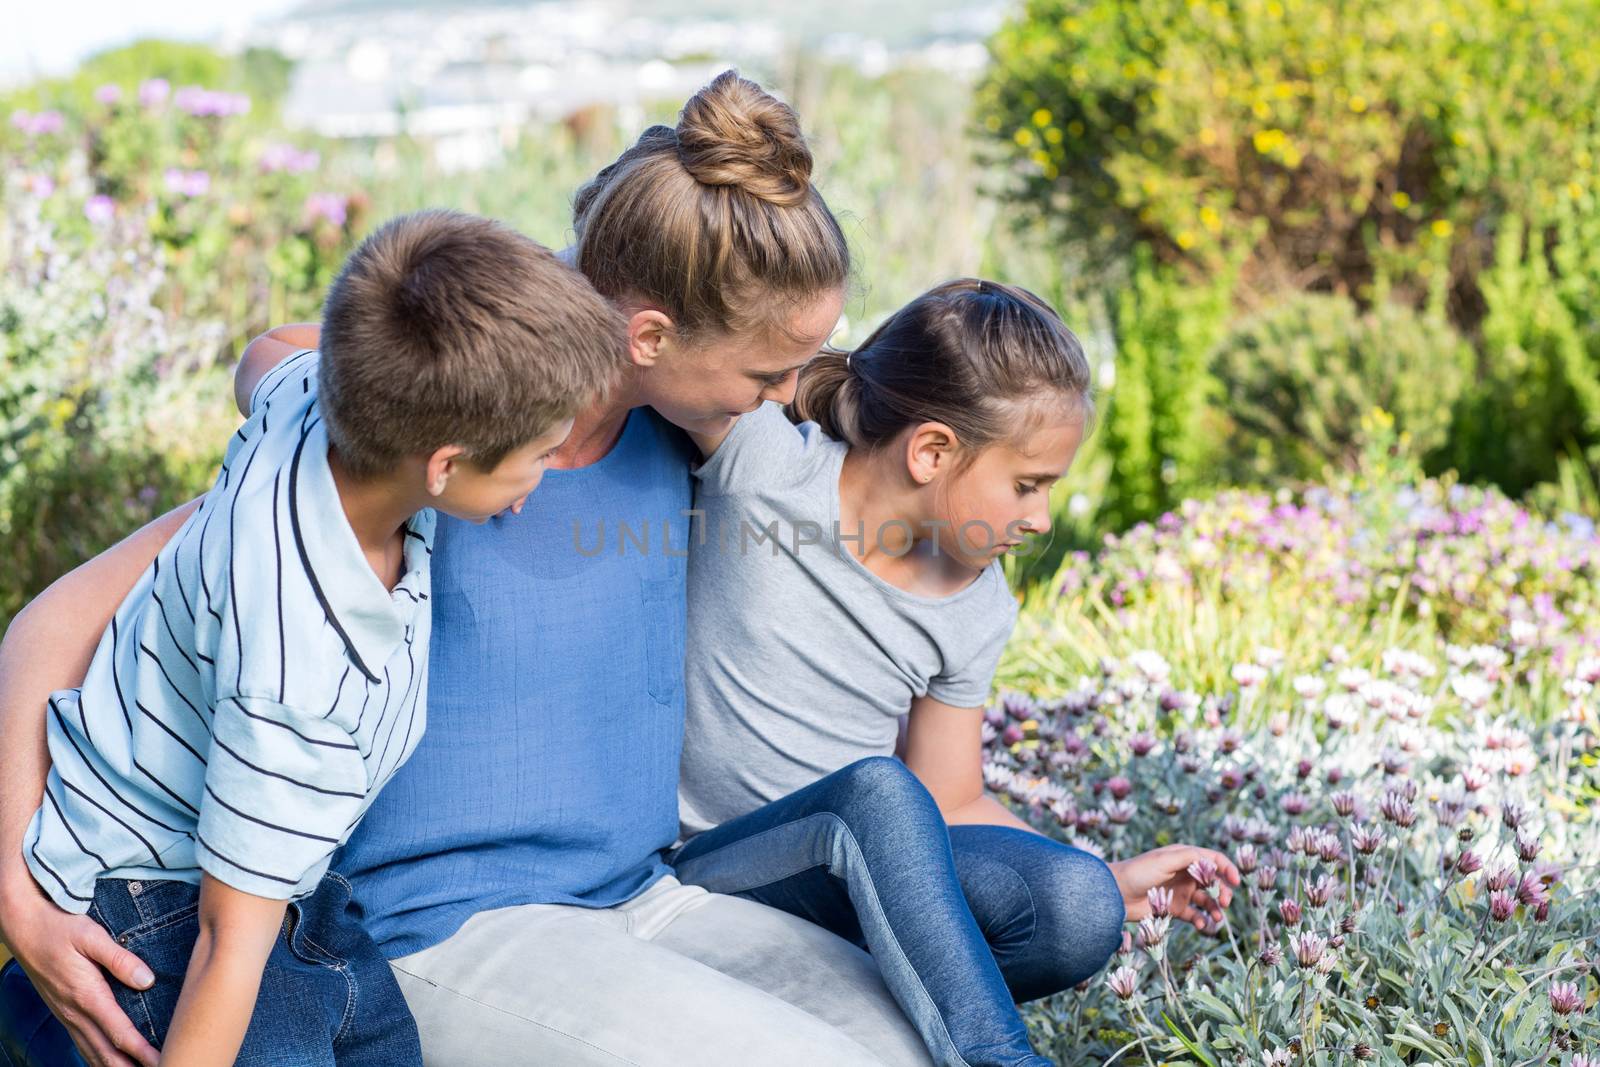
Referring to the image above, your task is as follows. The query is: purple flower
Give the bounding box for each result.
[1549,980,1583,1016]
[1186,858,1219,888]
[1146,886,1173,918]
[174,86,251,118]
[304,191,350,228]
[22,173,55,198]
[84,195,116,225]
[1106,965,1139,1000]
[1259,940,1283,966]
[1137,915,1170,949]
[1455,850,1483,875]
[1290,931,1325,968]
[1279,898,1302,925]
[1489,890,1515,922]
[95,84,123,106]
[139,78,171,107]
[1516,872,1551,909]
[163,169,211,197]
[10,110,64,136]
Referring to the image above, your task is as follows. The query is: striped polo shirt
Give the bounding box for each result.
[22,350,435,912]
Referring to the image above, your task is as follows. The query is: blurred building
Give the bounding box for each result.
[236,0,1005,170]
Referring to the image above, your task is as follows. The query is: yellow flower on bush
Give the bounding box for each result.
[1176,230,1197,249]
[1350,95,1369,113]
[1393,191,1412,210]
[1014,128,1036,147]
[1431,219,1454,237]
[1200,205,1223,233]
[1032,108,1053,127]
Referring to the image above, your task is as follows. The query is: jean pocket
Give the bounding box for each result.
[641,575,684,706]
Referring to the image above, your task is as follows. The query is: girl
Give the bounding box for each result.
[669,279,1240,1067]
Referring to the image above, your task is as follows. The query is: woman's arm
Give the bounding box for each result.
[235,324,320,417]
[155,876,287,1067]
[0,498,200,1067]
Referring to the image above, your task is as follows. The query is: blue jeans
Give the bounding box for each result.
[83,873,419,1067]
[670,757,1111,1067]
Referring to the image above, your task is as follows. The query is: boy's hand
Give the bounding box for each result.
[0,877,159,1067]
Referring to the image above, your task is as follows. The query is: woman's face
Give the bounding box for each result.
[636,288,845,438]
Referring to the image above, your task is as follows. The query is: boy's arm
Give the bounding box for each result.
[0,499,200,1067]
[156,875,287,1067]
[234,324,320,417]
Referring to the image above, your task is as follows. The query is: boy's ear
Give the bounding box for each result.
[424,445,469,497]
[905,422,958,485]
[626,308,674,369]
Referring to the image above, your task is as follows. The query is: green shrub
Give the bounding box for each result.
[1212,292,1468,482]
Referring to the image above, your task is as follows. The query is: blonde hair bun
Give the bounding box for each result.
[676,69,814,208]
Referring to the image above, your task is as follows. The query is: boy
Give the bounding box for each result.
[19,209,625,1065]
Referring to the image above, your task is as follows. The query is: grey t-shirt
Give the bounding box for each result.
[678,401,1019,840]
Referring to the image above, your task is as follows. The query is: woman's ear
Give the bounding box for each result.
[905,422,958,485]
[424,445,468,497]
[626,308,675,369]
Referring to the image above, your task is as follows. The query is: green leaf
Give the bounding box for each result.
[1162,1012,1219,1067]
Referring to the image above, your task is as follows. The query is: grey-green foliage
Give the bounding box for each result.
[1212,293,1470,484]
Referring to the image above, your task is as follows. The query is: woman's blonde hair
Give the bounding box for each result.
[572,70,850,340]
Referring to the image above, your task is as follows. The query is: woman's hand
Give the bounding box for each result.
[1109,844,1240,930]
[0,876,159,1067]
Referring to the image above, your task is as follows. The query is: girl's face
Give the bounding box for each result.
[934,415,1085,570]
[632,288,845,438]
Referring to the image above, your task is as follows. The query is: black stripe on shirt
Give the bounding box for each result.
[137,644,206,729]
[203,785,341,844]
[374,640,415,775]
[287,421,381,684]
[195,832,298,886]
[272,471,287,703]
[47,697,190,834]
[254,350,314,411]
[210,736,364,799]
[149,559,198,674]
[59,778,169,868]
[44,783,112,869]
[323,666,351,721]
[226,697,358,750]
[108,617,133,734]
[133,700,207,766]
[30,843,92,903]
[197,502,224,625]
[226,432,270,694]
[132,758,201,818]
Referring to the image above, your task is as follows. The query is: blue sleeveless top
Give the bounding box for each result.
[334,407,696,958]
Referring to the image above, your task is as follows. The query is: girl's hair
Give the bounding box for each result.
[572,70,850,340]
[790,279,1095,459]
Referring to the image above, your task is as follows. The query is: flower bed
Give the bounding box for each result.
[993,481,1599,1064]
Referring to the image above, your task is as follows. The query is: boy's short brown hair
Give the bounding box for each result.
[319,209,626,477]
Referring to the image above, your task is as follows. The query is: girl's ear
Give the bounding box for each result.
[626,308,675,369]
[424,445,468,497]
[905,422,959,485]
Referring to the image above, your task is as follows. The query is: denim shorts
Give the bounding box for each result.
[88,873,422,1067]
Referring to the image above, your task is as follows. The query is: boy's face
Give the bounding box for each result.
[433,417,575,524]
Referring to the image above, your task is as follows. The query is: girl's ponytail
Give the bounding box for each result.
[788,350,861,446]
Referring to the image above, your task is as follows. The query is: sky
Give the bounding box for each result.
[4,0,299,86]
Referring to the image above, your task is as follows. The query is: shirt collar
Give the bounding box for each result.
[288,414,436,683]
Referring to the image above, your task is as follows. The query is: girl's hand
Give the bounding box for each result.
[1109,844,1240,930]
